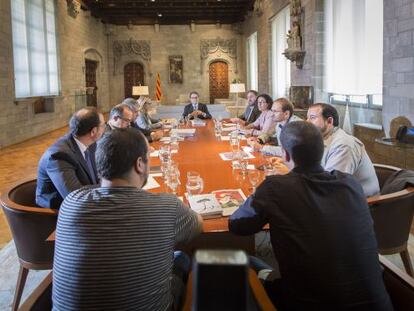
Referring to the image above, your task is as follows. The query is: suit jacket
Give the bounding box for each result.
[36,134,98,209]
[238,104,260,124]
[182,103,212,119]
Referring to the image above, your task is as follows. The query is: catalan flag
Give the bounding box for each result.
[155,73,162,101]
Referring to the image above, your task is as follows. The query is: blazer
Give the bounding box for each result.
[182,103,212,119]
[36,134,99,209]
[136,113,162,131]
[238,104,261,124]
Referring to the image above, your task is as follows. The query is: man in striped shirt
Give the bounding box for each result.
[53,128,203,310]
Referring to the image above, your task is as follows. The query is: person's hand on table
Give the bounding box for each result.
[150,130,163,141]
[269,157,290,175]
[247,137,262,152]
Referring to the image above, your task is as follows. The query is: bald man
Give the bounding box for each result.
[36,107,106,209]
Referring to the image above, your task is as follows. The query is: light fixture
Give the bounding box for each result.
[157,12,162,17]
[229,83,246,113]
[132,85,149,98]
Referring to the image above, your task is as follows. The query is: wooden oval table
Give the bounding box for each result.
[150,120,267,254]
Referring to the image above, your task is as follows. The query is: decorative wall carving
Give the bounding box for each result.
[112,38,152,76]
[200,37,238,73]
[66,0,81,18]
[253,0,264,17]
[283,0,306,69]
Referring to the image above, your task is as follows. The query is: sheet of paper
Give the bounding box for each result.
[143,175,160,190]
[223,123,237,127]
[170,129,196,136]
[221,126,237,132]
[243,146,254,153]
[218,151,255,161]
[220,136,230,141]
[150,172,163,177]
[247,164,256,170]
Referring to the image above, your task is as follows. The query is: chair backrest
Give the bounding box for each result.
[380,255,414,311]
[370,165,414,250]
[0,179,57,265]
[374,164,401,189]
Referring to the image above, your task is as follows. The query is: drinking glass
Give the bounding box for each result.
[168,170,180,195]
[239,157,249,176]
[248,170,260,192]
[231,150,242,170]
[230,131,239,153]
[159,143,171,164]
[186,171,203,196]
[214,121,222,138]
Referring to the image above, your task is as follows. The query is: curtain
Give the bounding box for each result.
[324,0,383,96]
[246,32,258,91]
[271,5,291,99]
[11,0,59,98]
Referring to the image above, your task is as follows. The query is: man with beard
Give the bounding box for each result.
[53,128,202,310]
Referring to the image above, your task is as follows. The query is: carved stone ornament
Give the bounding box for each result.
[284,0,306,69]
[66,0,81,18]
[200,37,238,74]
[200,37,237,60]
[112,38,152,76]
[253,0,264,17]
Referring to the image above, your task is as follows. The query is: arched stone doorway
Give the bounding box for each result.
[124,62,144,98]
[209,61,229,104]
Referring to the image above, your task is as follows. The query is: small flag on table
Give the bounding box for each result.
[155,73,162,101]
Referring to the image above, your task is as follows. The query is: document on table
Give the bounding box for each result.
[170,128,196,137]
[150,150,178,157]
[220,135,245,141]
[143,175,160,190]
[222,123,237,127]
[218,151,255,161]
[221,126,238,132]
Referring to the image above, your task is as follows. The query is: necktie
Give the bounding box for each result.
[84,148,97,184]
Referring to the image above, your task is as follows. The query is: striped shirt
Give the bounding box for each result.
[52,186,201,311]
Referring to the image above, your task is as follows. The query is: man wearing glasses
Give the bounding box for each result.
[106,104,134,131]
[182,91,212,120]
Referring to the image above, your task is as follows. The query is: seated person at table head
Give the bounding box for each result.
[230,90,260,125]
[36,107,105,209]
[53,128,203,311]
[136,96,163,131]
[243,94,276,136]
[307,103,379,197]
[229,121,392,311]
[182,91,212,120]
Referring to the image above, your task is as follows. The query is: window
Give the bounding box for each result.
[246,32,258,91]
[271,5,290,99]
[11,0,60,98]
[324,0,383,106]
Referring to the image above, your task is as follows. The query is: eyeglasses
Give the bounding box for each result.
[117,116,133,123]
[190,97,198,99]
[271,110,284,113]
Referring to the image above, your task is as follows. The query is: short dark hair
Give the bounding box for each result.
[274,98,294,117]
[96,128,149,180]
[311,103,339,126]
[280,121,324,167]
[109,104,131,120]
[69,107,101,137]
[189,91,199,98]
[247,90,258,96]
[257,94,273,110]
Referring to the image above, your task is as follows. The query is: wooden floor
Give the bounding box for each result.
[0,126,67,248]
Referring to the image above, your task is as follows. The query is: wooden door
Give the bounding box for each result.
[209,61,229,104]
[124,62,144,98]
[85,60,98,107]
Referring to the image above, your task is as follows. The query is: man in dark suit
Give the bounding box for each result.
[229,121,392,310]
[36,107,105,209]
[182,91,212,120]
[230,90,260,125]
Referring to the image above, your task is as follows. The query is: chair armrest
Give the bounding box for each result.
[367,187,414,205]
[373,163,402,172]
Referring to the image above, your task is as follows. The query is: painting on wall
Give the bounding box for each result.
[169,55,183,84]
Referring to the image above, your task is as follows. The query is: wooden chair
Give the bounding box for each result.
[368,164,414,276]
[380,255,414,311]
[0,179,58,311]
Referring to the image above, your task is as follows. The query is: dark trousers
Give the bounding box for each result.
[171,251,190,311]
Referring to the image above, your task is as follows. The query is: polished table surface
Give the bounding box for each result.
[150,120,266,232]
[47,120,267,242]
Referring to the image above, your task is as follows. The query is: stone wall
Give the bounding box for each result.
[107,24,244,106]
[383,0,414,136]
[0,1,110,148]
